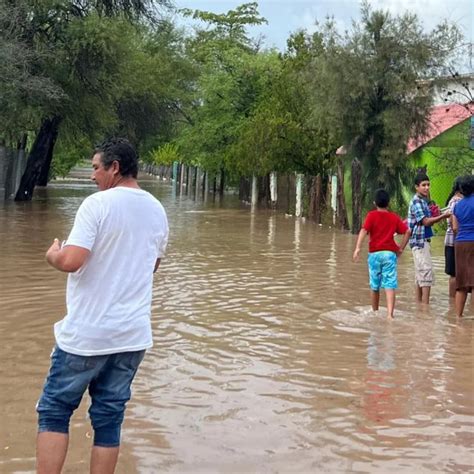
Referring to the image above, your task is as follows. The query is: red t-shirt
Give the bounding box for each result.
[362,210,408,253]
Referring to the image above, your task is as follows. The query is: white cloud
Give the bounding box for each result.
[175,0,473,51]
[293,6,349,36]
[370,0,472,34]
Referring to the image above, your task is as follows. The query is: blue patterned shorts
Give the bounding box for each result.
[368,251,398,290]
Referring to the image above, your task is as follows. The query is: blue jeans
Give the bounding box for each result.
[37,346,145,447]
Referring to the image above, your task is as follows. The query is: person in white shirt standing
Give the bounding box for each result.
[36,138,169,474]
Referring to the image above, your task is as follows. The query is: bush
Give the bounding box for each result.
[148,143,181,166]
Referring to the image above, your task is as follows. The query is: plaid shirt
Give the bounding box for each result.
[408,194,432,249]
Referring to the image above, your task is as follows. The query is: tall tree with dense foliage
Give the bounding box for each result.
[176,3,267,187]
[227,30,342,218]
[113,20,197,153]
[306,2,463,231]
[8,0,172,201]
[0,0,63,145]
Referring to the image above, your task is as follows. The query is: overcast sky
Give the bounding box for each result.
[173,0,473,54]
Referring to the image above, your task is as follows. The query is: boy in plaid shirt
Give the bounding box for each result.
[407,173,451,304]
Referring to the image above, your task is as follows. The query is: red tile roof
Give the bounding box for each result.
[407,103,474,153]
[335,102,473,157]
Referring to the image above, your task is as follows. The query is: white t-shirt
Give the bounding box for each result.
[54,187,169,356]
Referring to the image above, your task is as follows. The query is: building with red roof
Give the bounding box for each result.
[408,80,473,205]
[407,102,474,154]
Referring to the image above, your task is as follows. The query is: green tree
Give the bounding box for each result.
[224,51,283,177]
[113,20,197,156]
[15,13,139,199]
[227,30,341,217]
[0,0,63,142]
[149,142,181,166]
[176,2,267,188]
[10,0,171,201]
[306,3,463,231]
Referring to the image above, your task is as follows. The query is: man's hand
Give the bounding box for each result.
[353,248,361,262]
[46,238,62,263]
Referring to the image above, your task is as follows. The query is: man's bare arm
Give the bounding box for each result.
[421,212,450,227]
[45,239,90,273]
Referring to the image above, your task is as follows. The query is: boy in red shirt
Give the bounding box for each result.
[353,189,411,318]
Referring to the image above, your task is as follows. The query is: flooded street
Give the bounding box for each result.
[0,175,473,473]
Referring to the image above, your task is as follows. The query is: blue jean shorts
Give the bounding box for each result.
[368,251,398,290]
[37,346,145,447]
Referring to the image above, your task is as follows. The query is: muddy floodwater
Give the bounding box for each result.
[0,174,473,473]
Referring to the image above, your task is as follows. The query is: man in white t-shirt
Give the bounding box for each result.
[36,138,169,474]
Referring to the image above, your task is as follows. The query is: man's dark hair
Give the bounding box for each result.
[374,188,390,208]
[94,138,138,178]
[414,173,430,186]
[459,175,474,197]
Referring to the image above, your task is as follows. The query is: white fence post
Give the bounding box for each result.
[251,175,258,207]
[331,174,338,225]
[270,171,277,206]
[295,173,304,217]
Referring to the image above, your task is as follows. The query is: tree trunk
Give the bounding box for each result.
[286,174,292,214]
[239,176,251,202]
[336,160,350,230]
[179,164,185,195]
[15,116,61,200]
[192,166,197,192]
[315,175,322,223]
[201,171,207,202]
[351,157,362,234]
[4,146,15,199]
[195,167,201,200]
[258,174,271,205]
[308,175,323,223]
[186,165,191,194]
[219,167,225,197]
[36,118,61,186]
[0,139,7,200]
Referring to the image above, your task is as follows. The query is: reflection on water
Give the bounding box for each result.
[267,214,276,250]
[0,175,473,473]
[327,231,337,287]
[363,326,398,425]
